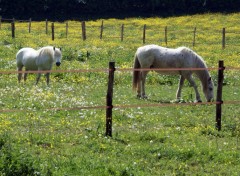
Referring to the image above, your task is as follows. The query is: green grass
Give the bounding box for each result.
[0,13,240,175]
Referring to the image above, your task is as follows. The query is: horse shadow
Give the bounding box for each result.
[139,97,188,104]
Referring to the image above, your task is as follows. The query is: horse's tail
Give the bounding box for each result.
[132,53,140,91]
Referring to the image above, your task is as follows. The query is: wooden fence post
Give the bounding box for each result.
[51,22,54,41]
[0,16,2,29]
[28,18,31,33]
[121,24,124,42]
[165,26,168,46]
[100,20,103,39]
[106,61,115,137]
[66,22,68,38]
[143,24,146,44]
[222,28,225,49]
[216,60,225,131]
[193,27,196,47]
[46,19,48,34]
[11,21,15,38]
[81,21,86,41]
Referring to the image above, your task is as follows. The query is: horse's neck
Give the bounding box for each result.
[195,69,209,89]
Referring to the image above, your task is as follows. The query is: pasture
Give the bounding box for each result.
[0,13,240,175]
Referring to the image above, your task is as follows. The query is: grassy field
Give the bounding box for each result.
[0,13,240,175]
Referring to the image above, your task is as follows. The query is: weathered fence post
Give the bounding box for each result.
[106,61,115,137]
[165,26,168,46]
[51,22,54,41]
[0,16,2,29]
[81,21,86,41]
[216,60,225,131]
[193,27,196,47]
[45,19,48,34]
[28,18,31,33]
[100,20,103,39]
[121,24,124,42]
[11,21,15,38]
[66,22,68,38]
[222,28,225,49]
[143,24,146,44]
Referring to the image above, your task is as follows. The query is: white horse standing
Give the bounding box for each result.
[132,45,214,102]
[16,46,62,85]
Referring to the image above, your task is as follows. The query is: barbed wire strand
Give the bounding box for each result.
[0,67,230,75]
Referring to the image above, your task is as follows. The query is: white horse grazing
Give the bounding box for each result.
[16,46,62,85]
[132,45,214,102]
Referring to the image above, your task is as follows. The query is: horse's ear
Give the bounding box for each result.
[60,47,62,51]
[208,77,212,82]
[53,46,55,51]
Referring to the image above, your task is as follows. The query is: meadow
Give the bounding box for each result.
[0,13,240,175]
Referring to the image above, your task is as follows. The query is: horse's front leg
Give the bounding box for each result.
[187,76,202,102]
[176,76,185,100]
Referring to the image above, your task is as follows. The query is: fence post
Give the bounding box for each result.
[143,24,146,44]
[193,27,196,47]
[28,18,32,33]
[100,20,103,39]
[165,26,168,46]
[51,22,54,41]
[216,60,225,131]
[121,24,124,42]
[81,21,86,41]
[106,61,115,137]
[11,21,15,38]
[46,19,48,34]
[66,22,68,38]
[222,28,225,49]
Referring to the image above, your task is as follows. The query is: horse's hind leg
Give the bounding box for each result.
[140,71,149,98]
[176,76,185,100]
[24,69,28,82]
[36,73,41,85]
[45,73,50,85]
[17,66,23,83]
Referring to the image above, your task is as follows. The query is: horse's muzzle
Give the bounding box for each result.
[56,62,61,66]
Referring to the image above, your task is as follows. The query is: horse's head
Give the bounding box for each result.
[203,77,214,102]
[53,47,62,67]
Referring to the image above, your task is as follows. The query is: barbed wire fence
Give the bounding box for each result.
[1,62,240,136]
[1,17,240,137]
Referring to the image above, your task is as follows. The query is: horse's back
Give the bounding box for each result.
[136,45,184,67]
[16,48,38,70]
[141,45,198,61]
[135,45,202,76]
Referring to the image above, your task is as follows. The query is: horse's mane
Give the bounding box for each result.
[178,47,205,66]
[37,47,52,58]
[38,46,61,58]
[179,46,210,89]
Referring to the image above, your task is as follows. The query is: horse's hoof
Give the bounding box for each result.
[194,100,202,103]
[137,95,141,99]
[136,95,148,99]
[173,98,185,103]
